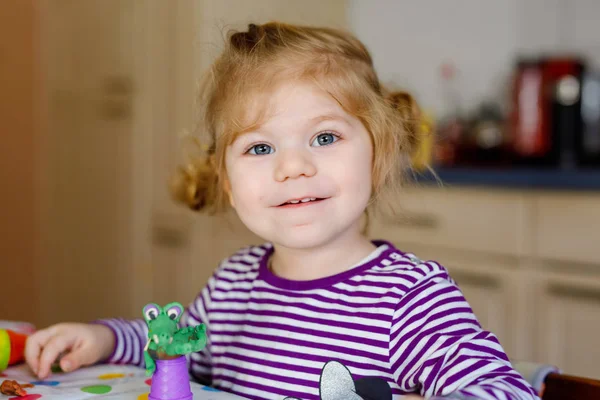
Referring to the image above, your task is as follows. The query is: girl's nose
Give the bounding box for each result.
[273,149,317,182]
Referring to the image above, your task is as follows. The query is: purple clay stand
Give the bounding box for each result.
[149,355,193,400]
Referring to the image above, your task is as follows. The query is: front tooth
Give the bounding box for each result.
[300,198,311,203]
[310,198,316,201]
[289,200,300,204]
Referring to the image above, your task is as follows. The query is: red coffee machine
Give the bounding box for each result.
[510,56,585,168]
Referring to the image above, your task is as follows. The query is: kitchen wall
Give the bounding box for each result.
[195,0,348,73]
[348,0,600,118]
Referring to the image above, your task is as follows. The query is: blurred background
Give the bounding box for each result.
[2,0,599,379]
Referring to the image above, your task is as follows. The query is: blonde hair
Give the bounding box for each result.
[171,21,421,217]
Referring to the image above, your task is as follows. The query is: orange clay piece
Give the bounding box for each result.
[0,380,34,397]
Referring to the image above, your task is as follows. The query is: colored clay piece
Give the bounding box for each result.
[98,373,126,380]
[0,329,29,372]
[80,384,112,394]
[143,302,207,400]
[29,381,59,386]
[0,380,33,397]
[9,395,41,400]
[142,302,207,376]
[50,363,64,374]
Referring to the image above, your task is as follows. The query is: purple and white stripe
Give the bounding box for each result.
[98,241,539,400]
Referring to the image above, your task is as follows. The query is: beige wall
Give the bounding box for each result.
[349,0,600,115]
[195,0,348,72]
[0,0,41,323]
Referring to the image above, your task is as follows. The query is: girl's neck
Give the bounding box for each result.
[269,226,377,281]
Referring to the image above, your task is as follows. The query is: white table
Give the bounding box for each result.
[1,363,244,399]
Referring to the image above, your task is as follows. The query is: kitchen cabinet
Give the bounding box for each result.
[369,186,600,379]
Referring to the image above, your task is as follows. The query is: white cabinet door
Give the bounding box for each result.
[450,268,510,346]
[378,244,524,360]
[535,269,600,379]
[534,192,600,265]
[445,261,521,360]
[38,0,166,323]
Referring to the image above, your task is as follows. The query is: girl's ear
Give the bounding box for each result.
[224,178,235,208]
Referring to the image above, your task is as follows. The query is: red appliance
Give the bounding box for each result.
[510,57,585,167]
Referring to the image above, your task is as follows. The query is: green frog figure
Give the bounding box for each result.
[142,302,207,376]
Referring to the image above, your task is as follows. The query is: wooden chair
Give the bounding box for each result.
[541,372,600,400]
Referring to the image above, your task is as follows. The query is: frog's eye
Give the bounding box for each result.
[167,307,181,320]
[143,303,160,321]
[146,309,157,320]
[164,303,184,321]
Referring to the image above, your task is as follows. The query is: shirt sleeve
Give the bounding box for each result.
[92,277,215,385]
[183,279,214,385]
[389,263,540,400]
[92,317,148,368]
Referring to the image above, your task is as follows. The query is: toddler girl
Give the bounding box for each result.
[25,22,538,400]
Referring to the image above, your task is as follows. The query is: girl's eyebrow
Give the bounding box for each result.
[232,113,353,145]
[309,113,352,124]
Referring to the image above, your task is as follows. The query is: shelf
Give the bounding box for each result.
[413,167,600,191]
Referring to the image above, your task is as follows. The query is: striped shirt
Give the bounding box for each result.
[98,240,539,400]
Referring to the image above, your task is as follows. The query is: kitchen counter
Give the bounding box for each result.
[414,167,600,191]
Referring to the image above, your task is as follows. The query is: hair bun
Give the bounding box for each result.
[230,23,266,51]
[170,156,217,212]
[387,91,422,153]
[248,24,259,36]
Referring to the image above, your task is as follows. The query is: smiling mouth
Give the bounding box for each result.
[278,197,327,207]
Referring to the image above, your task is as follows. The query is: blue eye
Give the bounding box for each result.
[248,144,274,155]
[312,132,339,147]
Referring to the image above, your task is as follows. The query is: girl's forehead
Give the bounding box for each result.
[245,81,347,128]
[222,69,366,144]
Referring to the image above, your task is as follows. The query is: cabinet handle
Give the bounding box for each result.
[152,225,188,248]
[451,271,500,289]
[395,213,439,229]
[548,283,600,303]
